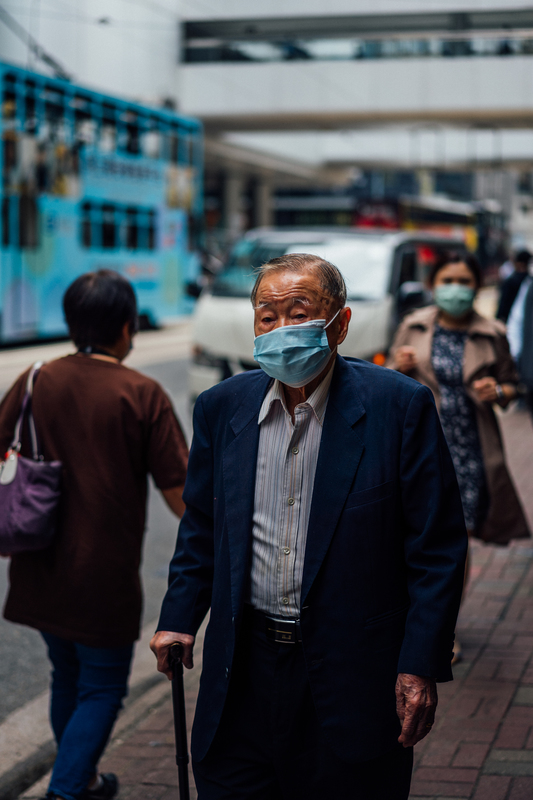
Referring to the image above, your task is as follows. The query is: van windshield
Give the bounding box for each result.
[285,240,392,301]
[211,237,393,300]
[211,241,288,298]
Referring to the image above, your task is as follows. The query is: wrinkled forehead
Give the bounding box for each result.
[254,268,333,308]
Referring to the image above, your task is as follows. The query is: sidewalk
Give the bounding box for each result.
[22,407,533,800]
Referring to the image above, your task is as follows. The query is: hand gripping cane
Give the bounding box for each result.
[169,643,190,800]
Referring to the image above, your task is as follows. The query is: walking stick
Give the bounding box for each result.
[169,643,190,800]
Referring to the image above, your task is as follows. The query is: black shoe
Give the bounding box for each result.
[82,774,119,800]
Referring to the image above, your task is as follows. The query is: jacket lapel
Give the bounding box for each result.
[223,372,271,616]
[301,356,366,606]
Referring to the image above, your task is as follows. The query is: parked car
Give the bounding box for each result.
[189,228,467,401]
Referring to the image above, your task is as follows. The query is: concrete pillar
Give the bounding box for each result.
[417,169,435,197]
[254,178,273,228]
[222,171,245,240]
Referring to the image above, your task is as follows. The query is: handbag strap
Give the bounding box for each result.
[10,361,44,461]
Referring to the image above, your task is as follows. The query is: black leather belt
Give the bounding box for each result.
[246,607,302,644]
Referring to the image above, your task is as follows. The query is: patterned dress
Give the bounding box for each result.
[431,324,486,531]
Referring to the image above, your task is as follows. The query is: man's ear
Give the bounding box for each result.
[336,307,351,346]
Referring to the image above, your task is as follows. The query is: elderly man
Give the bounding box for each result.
[151,254,467,799]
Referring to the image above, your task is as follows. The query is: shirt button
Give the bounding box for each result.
[282,597,289,605]
[292,447,299,455]
[288,497,295,506]
[283,547,290,555]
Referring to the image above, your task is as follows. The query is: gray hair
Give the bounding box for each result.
[250,253,347,310]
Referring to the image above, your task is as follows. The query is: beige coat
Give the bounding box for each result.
[387,305,529,545]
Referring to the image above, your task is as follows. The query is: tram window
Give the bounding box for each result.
[36,143,49,192]
[76,118,96,146]
[100,125,116,153]
[81,202,155,250]
[81,202,92,247]
[19,195,38,248]
[147,211,155,248]
[142,129,161,159]
[169,132,179,164]
[2,197,10,246]
[101,103,117,153]
[3,95,16,120]
[182,134,193,166]
[73,94,93,114]
[1,196,39,248]
[3,132,17,172]
[102,205,116,248]
[45,86,66,132]
[24,94,37,134]
[126,207,138,249]
[3,75,16,119]
[126,123,140,155]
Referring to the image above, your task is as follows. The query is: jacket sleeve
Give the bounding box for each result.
[385,319,412,370]
[156,392,214,637]
[397,384,468,682]
[492,328,519,388]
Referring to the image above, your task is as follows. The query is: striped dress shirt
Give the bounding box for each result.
[248,364,335,618]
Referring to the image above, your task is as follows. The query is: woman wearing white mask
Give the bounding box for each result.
[388,252,529,660]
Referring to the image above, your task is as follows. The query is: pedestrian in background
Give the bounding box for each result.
[0,270,188,800]
[498,257,514,282]
[507,273,533,419]
[388,251,530,660]
[151,254,467,800]
[497,249,531,323]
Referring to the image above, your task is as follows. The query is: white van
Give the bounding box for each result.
[189,228,467,401]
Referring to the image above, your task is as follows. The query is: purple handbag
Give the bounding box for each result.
[0,362,62,554]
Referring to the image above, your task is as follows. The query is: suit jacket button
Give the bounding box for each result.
[225,667,229,678]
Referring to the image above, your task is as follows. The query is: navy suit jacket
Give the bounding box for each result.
[158,355,467,763]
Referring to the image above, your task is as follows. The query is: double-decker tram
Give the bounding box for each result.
[0,61,203,343]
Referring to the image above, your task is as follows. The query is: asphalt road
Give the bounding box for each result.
[0,352,192,724]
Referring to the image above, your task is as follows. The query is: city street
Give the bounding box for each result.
[2,319,533,800]
[23,402,533,800]
[3,2,533,798]
[0,327,193,725]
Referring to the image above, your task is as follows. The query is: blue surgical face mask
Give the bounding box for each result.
[434,284,475,318]
[253,310,340,388]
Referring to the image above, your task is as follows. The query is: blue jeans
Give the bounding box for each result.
[41,632,134,800]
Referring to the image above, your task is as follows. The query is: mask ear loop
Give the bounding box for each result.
[324,308,341,329]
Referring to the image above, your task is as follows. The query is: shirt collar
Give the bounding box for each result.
[258,361,335,427]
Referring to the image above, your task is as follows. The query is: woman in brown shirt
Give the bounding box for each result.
[0,270,188,800]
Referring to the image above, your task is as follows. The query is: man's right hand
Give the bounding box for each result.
[150,631,195,678]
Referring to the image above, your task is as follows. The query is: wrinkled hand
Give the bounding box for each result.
[472,376,498,403]
[149,630,195,679]
[394,346,418,374]
[396,673,437,747]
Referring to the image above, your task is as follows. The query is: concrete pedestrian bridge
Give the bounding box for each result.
[180,5,533,133]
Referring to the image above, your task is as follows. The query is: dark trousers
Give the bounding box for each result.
[41,632,133,800]
[193,618,413,800]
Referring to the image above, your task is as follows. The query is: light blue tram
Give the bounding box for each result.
[0,60,203,342]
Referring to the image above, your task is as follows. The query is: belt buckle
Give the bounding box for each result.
[266,616,300,644]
